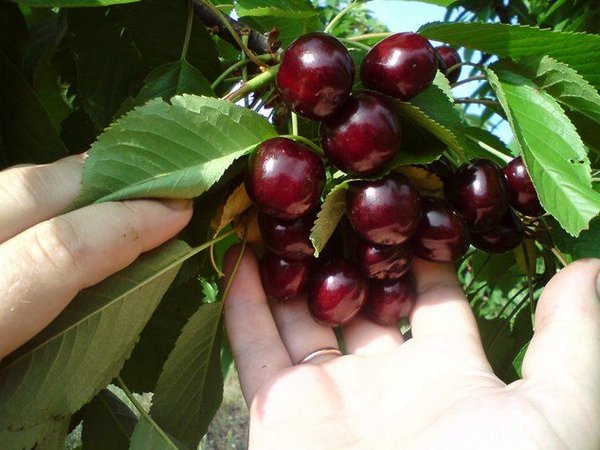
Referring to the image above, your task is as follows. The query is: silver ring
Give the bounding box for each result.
[298,347,343,365]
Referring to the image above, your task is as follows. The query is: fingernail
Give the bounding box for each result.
[162,198,193,212]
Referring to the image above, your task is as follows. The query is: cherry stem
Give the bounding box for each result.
[279,134,325,157]
[347,32,392,42]
[324,0,359,33]
[180,0,195,61]
[223,65,279,102]
[455,98,501,108]
[340,38,372,53]
[220,225,249,304]
[448,61,486,74]
[464,253,492,294]
[464,135,511,163]
[211,54,276,90]
[291,112,299,136]
[521,241,537,328]
[451,75,487,89]
[551,247,568,267]
[200,0,268,68]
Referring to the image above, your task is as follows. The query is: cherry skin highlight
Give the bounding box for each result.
[435,45,462,84]
[321,91,401,176]
[360,32,438,100]
[276,32,355,121]
[445,158,509,232]
[363,274,416,326]
[356,240,412,280]
[472,209,524,253]
[504,156,544,217]
[308,259,368,326]
[258,213,315,261]
[246,137,325,220]
[346,174,421,245]
[412,197,469,263]
[260,251,312,302]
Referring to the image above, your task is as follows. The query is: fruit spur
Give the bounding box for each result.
[243,32,544,328]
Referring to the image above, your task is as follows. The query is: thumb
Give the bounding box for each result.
[522,258,600,385]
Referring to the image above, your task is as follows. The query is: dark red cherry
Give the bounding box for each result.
[346,174,421,245]
[246,137,325,220]
[445,158,509,232]
[360,32,438,100]
[504,156,544,217]
[321,91,401,176]
[258,213,315,261]
[435,46,462,84]
[308,259,368,326]
[412,197,469,263]
[471,209,524,253]
[260,251,312,301]
[363,274,416,326]
[356,240,412,280]
[276,32,354,120]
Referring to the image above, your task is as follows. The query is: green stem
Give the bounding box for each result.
[464,135,511,163]
[521,242,537,328]
[347,32,392,42]
[451,75,487,89]
[324,1,358,33]
[291,112,299,136]
[211,54,275,90]
[551,247,568,267]
[455,98,501,108]
[180,0,195,61]
[465,254,492,294]
[448,61,485,74]
[221,226,249,303]
[279,134,324,157]
[339,38,372,53]
[224,65,278,102]
[117,376,179,450]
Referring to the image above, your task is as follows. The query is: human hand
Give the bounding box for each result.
[223,246,600,450]
[0,155,192,358]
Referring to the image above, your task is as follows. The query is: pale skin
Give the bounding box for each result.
[1,156,599,450]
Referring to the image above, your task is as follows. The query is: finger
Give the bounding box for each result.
[409,258,481,340]
[270,296,339,364]
[0,155,84,242]
[342,315,404,355]
[0,198,192,358]
[223,246,291,405]
[522,259,600,387]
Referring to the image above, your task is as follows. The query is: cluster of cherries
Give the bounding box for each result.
[244,31,543,328]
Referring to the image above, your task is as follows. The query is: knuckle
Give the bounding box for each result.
[29,217,86,270]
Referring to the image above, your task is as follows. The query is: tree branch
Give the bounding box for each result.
[192,1,280,55]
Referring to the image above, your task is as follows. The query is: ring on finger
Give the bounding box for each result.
[298,347,343,365]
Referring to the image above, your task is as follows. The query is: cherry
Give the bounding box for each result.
[321,91,401,175]
[445,158,509,232]
[258,212,315,261]
[360,32,438,100]
[471,209,524,253]
[504,156,544,217]
[246,137,325,220]
[276,32,354,121]
[346,174,421,245]
[260,251,312,301]
[356,240,412,280]
[308,259,368,326]
[363,274,416,326]
[412,197,469,263]
[435,45,462,84]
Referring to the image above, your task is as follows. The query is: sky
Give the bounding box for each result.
[366,0,513,143]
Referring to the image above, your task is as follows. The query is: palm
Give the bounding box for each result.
[223,248,600,450]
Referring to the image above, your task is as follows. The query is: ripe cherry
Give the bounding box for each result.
[308,259,368,326]
[471,209,524,253]
[260,251,312,301]
[363,274,416,326]
[246,137,325,220]
[356,240,412,280]
[276,32,354,121]
[346,174,421,245]
[321,91,401,176]
[412,197,469,263]
[504,156,544,217]
[258,213,315,261]
[435,45,462,84]
[360,32,438,100]
[445,158,508,232]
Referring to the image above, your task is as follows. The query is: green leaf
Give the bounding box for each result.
[21,0,141,5]
[81,389,137,450]
[419,22,600,90]
[509,56,600,126]
[398,0,456,5]
[237,0,317,18]
[0,240,190,450]
[310,182,349,257]
[487,66,600,237]
[68,8,145,128]
[75,95,277,206]
[150,302,224,449]
[462,126,512,165]
[241,14,323,48]
[512,342,529,379]
[0,51,67,165]
[128,415,182,450]
[117,61,214,117]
